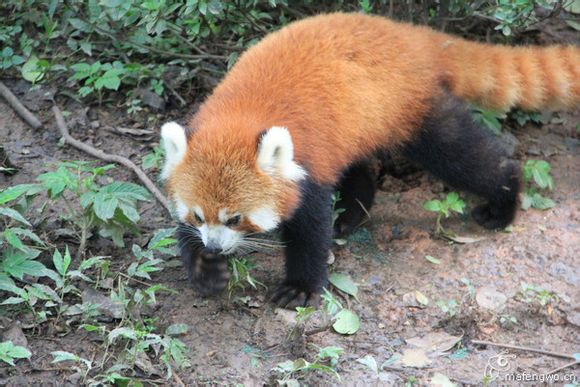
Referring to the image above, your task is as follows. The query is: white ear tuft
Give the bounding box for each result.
[160,122,187,180]
[256,126,307,181]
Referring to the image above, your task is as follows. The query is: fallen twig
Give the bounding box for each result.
[0,81,43,129]
[546,360,579,375]
[471,339,575,360]
[52,105,171,215]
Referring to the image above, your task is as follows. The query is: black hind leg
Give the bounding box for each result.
[334,160,378,236]
[402,93,521,229]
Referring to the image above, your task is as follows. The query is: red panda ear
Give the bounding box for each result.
[160,122,187,180]
[256,126,307,182]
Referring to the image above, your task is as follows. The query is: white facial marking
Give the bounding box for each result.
[160,122,187,180]
[249,206,281,232]
[199,224,242,254]
[174,196,189,222]
[257,126,307,182]
[218,208,228,224]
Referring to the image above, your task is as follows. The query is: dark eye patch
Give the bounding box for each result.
[194,213,204,223]
[226,215,241,227]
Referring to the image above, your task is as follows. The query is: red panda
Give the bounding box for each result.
[161,13,579,308]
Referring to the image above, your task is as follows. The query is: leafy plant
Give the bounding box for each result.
[499,314,518,327]
[521,160,555,210]
[227,257,265,301]
[423,192,466,234]
[0,341,31,366]
[273,345,344,383]
[0,46,24,70]
[51,351,93,382]
[472,107,507,134]
[519,283,558,307]
[142,144,165,171]
[436,299,459,317]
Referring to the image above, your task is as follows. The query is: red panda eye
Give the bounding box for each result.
[194,213,203,223]
[226,215,241,227]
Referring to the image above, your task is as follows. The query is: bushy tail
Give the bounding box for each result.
[440,38,580,111]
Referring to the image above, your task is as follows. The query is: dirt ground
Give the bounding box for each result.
[1,27,579,387]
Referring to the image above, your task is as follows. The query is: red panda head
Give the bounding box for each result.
[160,122,306,254]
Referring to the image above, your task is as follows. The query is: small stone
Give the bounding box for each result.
[476,287,507,312]
[2,323,28,348]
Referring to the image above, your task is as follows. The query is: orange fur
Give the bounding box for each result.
[167,13,579,222]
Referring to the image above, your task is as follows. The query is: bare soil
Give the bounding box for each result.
[1,27,579,387]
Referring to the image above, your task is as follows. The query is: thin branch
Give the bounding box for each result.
[471,340,576,360]
[0,81,43,129]
[546,360,579,375]
[51,105,172,215]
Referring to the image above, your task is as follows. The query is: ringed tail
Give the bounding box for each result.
[439,37,580,111]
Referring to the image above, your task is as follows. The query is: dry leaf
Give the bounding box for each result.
[406,331,463,355]
[430,373,456,387]
[400,348,432,368]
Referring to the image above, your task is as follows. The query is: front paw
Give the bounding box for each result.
[270,283,321,309]
[190,250,229,296]
[472,202,516,230]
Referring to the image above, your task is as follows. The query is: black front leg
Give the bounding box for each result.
[271,179,334,309]
[177,224,229,296]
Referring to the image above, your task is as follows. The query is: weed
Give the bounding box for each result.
[273,345,344,383]
[227,257,265,302]
[521,160,555,211]
[142,143,165,171]
[499,314,518,327]
[423,192,466,235]
[51,351,93,383]
[472,107,507,134]
[519,283,558,307]
[436,299,459,317]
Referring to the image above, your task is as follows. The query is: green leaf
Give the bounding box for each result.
[94,69,121,90]
[10,228,45,247]
[69,62,92,80]
[357,354,378,375]
[4,229,25,251]
[328,273,358,299]
[425,255,441,265]
[0,207,32,227]
[1,248,46,280]
[423,200,441,212]
[108,327,138,342]
[37,167,77,198]
[21,56,44,83]
[51,351,79,363]
[0,281,26,297]
[0,341,32,366]
[78,256,105,272]
[449,347,469,360]
[332,309,360,335]
[52,247,71,277]
[0,184,40,205]
[93,195,118,221]
[521,192,533,210]
[317,346,344,360]
[1,297,26,306]
[530,193,555,210]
